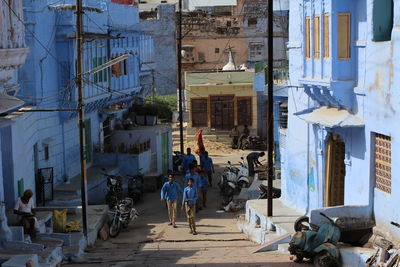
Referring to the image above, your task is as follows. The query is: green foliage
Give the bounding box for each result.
[145,94,177,111]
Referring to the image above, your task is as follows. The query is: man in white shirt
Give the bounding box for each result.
[14,189,39,237]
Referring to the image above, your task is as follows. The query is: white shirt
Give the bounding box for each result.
[14,198,35,213]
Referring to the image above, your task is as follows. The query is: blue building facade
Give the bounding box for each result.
[283,0,400,240]
[0,0,154,213]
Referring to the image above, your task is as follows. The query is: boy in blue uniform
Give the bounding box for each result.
[198,171,210,208]
[200,151,214,186]
[183,166,201,189]
[180,148,196,174]
[160,174,182,228]
[182,178,198,235]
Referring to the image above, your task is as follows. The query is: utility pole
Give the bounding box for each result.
[267,0,274,217]
[177,0,184,154]
[76,0,89,238]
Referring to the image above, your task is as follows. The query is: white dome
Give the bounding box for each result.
[222,51,236,71]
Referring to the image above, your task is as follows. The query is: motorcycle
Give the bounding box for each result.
[173,151,183,172]
[225,158,250,189]
[103,168,123,209]
[109,197,139,238]
[258,184,281,199]
[240,136,266,150]
[218,173,235,205]
[289,212,341,267]
[127,168,144,202]
[218,158,250,205]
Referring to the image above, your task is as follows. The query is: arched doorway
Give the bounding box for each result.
[324,134,345,207]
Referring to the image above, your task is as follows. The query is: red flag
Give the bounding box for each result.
[111,0,135,5]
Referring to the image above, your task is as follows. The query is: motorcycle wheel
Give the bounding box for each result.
[109,217,121,238]
[294,216,311,232]
[314,251,339,267]
[222,194,233,205]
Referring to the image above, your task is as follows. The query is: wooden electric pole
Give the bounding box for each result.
[76,0,89,238]
[267,0,274,217]
[177,0,184,154]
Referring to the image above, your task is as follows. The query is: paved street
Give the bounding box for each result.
[65,152,307,267]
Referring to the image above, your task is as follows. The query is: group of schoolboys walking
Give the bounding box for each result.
[160,148,214,235]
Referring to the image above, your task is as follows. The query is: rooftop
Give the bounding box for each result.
[186,70,254,86]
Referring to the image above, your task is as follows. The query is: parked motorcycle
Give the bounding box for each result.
[109,197,139,238]
[127,168,144,202]
[258,184,281,199]
[289,212,341,267]
[103,168,123,209]
[173,151,183,172]
[218,158,250,205]
[240,136,266,150]
[224,158,250,189]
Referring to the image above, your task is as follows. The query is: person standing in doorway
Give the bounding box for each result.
[181,147,196,174]
[160,174,182,228]
[246,151,265,177]
[182,178,198,235]
[200,151,214,186]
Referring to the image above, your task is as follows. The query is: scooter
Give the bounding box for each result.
[218,173,235,205]
[127,168,144,203]
[223,158,250,189]
[108,197,139,238]
[289,212,341,266]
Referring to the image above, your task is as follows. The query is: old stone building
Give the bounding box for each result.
[181,0,289,72]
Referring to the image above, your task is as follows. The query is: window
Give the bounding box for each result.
[314,15,320,59]
[249,42,263,59]
[305,17,311,59]
[215,48,220,54]
[198,52,205,62]
[191,99,208,127]
[236,97,252,126]
[373,0,394,41]
[337,13,351,60]
[374,133,391,194]
[226,21,232,27]
[44,145,49,160]
[323,13,330,58]
[248,17,257,27]
[93,57,108,83]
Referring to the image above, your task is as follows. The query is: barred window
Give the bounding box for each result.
[191,99,208,127]
[374,133,391,194]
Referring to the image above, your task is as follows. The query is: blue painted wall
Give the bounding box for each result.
[283,0,400,240]
[2,0,149,209]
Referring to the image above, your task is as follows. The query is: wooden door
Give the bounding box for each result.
[210,95,234,130]
[324,134,345,206]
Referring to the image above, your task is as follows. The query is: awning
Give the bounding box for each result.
[0,93,24,113]
[295,106,364,128]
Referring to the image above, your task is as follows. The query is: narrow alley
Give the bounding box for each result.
[64,152,305,267]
